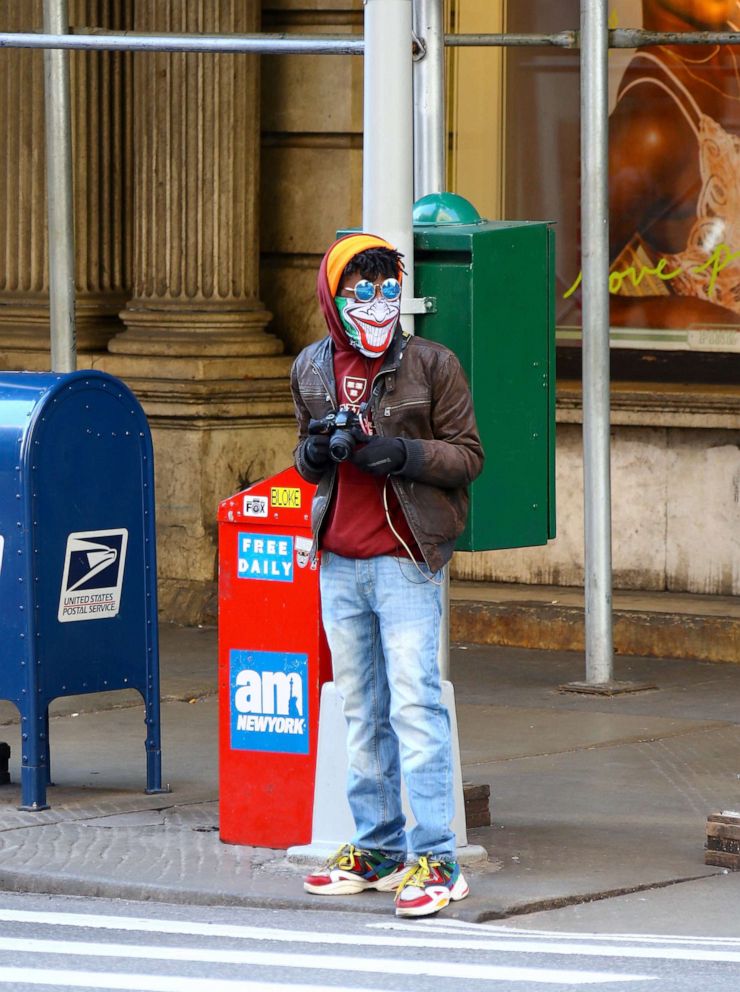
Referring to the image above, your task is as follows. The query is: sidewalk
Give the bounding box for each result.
[0,622,738,922]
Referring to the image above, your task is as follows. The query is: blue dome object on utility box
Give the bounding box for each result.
[0,370,164,810]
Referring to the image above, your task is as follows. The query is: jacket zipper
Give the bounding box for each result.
[383,398,427,417]
[366,331,409,410]
[308,356,338,558]
[310,360,337,410]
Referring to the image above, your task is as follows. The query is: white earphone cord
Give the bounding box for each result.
[382,478,444,586]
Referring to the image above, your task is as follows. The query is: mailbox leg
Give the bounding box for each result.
[17,706,50,811]
[19,767,49,811]
[0,743,10,786]
[143,693,168,795]
[145,746,164,794]
[43,709,52,787]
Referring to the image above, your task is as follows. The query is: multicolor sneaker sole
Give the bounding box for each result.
[394,856,470,917]
[304,844,406,895]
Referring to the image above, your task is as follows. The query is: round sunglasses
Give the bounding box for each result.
[342,277,402,303]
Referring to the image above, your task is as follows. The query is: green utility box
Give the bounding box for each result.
[413,210,556,551]
[340,196,556,551]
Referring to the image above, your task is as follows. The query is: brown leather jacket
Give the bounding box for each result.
[291,328,484,573]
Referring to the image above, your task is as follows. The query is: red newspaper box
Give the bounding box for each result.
[217,466,332,847]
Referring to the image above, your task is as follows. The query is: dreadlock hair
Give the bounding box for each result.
[342,247,406,283]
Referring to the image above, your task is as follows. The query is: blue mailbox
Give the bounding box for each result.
[0,370,164,809]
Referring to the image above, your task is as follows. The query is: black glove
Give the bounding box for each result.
[303,434,331,470]
[351,436,407,476]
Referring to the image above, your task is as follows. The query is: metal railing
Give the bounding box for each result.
[3,26,739,52]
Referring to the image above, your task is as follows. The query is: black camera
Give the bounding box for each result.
[308,409,362,463]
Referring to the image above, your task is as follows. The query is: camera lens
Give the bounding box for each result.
[329,430,355,462]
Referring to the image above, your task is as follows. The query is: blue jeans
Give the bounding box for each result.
[319,552,455,861]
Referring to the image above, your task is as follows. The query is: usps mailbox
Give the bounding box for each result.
[218,466,331,848]
[0,370,164,810]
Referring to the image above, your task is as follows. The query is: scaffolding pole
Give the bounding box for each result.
[363,0,415,315]
[43,0,76,373]
[5,27,740,53]
[412,0,450,679]
[579,0,613,685]
[413,0,445,198]
[0,32,365,55]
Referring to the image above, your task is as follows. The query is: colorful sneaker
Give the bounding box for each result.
[303,843,406,895]
[394,855,469,917]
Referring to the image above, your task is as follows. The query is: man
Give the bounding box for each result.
[291,233,483,917]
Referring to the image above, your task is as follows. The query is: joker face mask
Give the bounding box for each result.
[335,277,401,356]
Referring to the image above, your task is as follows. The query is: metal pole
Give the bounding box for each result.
[445,32,577,48]
[5,28,740,55]
[363,0,415,342]
[611,28,740,47]
[413,0,445,198]
[580,0,613,684]
[411,0,450,680]
[0,32,365,55]
[43,0,76,372]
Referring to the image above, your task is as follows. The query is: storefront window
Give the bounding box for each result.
[504,1,580,332]
[457,0,740,381]
[608,2,740,355]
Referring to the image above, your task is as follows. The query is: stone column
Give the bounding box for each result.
[0,0,133,366]
[260,0,364,355]
[98,0,295,623]
[112,0,285,370]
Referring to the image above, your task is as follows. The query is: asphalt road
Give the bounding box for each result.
[0,892,737,990]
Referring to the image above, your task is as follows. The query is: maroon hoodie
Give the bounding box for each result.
[316,240,421,561]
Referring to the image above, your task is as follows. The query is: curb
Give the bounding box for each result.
[0,865,487,921]
[451,601,740,664]
[0,863,722,925]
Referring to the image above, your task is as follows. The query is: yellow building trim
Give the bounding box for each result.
[446,0,505,220]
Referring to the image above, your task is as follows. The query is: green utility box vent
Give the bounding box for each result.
[413,219,556,552]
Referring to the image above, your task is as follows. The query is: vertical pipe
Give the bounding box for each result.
[43,0,76,372]
[363,0,415,330]
[435,564,450,681]
[412,0,449,680]
[412,0,445,198]
[580,0,614,683]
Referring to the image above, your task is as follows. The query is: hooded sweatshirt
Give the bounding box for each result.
[316,235,421,561]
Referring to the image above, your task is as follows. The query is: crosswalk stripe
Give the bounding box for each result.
[0,908,727,965]
[371,917,740,946]
[0,936,653,985]
[477,925,740,948]
[368,921,740,964]
[0,968,385,992]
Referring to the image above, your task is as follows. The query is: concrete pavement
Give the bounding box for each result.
[0,622,738,923]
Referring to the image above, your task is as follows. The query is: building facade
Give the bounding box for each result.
[0,0,737,625]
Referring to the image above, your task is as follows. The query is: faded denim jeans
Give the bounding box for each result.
[319,552,455,861]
